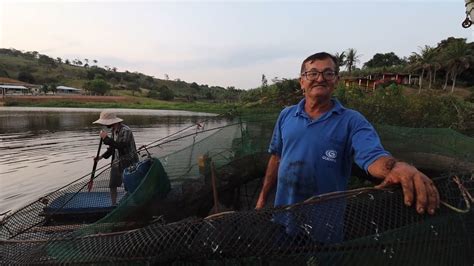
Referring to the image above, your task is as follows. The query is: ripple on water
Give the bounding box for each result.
[0,108,226,212]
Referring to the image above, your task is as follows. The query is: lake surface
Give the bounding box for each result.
[0,107,226,213]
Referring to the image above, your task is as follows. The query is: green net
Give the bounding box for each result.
[376,124,474,173]
[0,111,473,264]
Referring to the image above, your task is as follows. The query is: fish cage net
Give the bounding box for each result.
[0,111,473,264]
[1,174,473,265]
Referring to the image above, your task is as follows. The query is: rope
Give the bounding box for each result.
[138,110,233,150]
[441,175,473,213]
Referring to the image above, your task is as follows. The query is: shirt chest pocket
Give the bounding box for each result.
[319,137,345,167]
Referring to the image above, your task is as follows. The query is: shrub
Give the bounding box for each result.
[158,85,174,101]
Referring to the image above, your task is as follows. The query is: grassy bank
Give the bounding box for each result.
[2,95,280,115]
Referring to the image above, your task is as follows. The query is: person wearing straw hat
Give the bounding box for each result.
[93,110,139,205]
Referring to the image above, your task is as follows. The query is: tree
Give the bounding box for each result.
[65,59,71,65]
[38,55,57,69]
[109,77,119,86]
[364,52,403,68]
[420,46,438,90]
[18,71,35,84]
[344,48,360,75]
[274,79,300,106]
[73,59,83,66]
[334,52,346,71]
[84,79,111,95]
[261,74,268,88]
[41,84,49,95]
[128,81,140,96]
[158,85,174,100]
[441,38,472,93]
[205,91,214,100]
[164,74,169,80]
[409,45,435,92]
[147,87,159,99]
[190,82,200,91]
[430,58,442,90]
[87,67,107,80]
[0,69,9,78]
[49,84,57,94]
[43,76,59,85]
[30,51,39,59]
[93,59,98,64]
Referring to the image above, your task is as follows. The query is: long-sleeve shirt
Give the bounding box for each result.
[101,123,139,176]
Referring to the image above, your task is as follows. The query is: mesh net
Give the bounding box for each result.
[376,124,474,173]
[0,111,473,265]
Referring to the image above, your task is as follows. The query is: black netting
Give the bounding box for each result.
[1,112,473,264]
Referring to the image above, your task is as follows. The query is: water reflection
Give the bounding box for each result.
[0,107,224,213]
[0,107,218,134]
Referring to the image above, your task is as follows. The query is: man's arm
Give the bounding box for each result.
[368,156,440,215]
[255,154,280,209]
[102,128,134,153]
[99,146,114,160]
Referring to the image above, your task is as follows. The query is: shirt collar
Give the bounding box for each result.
[331,98,346,114]
[294,98,346,117]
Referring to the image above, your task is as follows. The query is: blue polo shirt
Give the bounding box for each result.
[270,98,390,207]
[270,98,389,243]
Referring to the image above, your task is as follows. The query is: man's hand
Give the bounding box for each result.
[93,155,102,162]
[99,130,108,140]
[375,161,440,215]
[255,154,280,210]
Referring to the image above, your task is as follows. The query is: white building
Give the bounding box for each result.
[56,86,82,94]
[0,84,29,95]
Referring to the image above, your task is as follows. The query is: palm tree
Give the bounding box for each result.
[334,52,346,72]
[441,39,472,93]
[409,45,435,93]
[430,61,442,89]
[408,53,423,92]
[423,48,438,90]
[344,48,360,75]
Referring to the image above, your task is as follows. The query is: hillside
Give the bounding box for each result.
[0,49,242,102]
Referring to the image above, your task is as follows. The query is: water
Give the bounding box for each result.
[0,107,225,213]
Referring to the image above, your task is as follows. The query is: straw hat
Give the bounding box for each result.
[93,110,123,126]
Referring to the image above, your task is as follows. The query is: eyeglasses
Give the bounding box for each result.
[301,70,337,81]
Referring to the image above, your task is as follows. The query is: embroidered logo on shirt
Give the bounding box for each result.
[322,150,337,162]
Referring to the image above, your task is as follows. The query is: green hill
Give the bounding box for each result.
[0,48,242,102]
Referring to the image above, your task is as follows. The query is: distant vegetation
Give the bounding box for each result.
[0,37,472,134]
[0,48,241,102]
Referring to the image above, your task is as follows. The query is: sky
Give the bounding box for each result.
[0,0,472,90]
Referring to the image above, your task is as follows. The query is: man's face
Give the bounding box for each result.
[299,58,338,100]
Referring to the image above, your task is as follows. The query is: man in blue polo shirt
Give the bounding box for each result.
[255,52,440,243]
